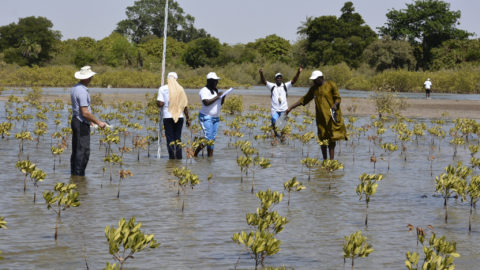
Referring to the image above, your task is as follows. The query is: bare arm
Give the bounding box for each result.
[291,66,303,85]
[286,100,302,115]
[202,91,223,106]
[156,101,164,108]
[259,69,267,85]
[183,107,190,127]
[80,107,105,128]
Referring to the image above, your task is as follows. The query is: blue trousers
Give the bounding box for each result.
[199,113,219,150]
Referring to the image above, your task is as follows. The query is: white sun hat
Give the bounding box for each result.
[168,72,178,79]
[309,70,324,80]
[206,72,220,80]
[74,66,97,80]
[275,72,283,78]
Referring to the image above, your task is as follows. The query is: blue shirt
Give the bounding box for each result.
[71,83,91,123]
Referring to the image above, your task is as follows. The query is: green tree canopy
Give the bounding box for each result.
[247,34,292,64]
[299,2,376,68]
[182,37,221,68]
[115,0,209,43]
[363,38,416,71]
[379,0,472,69]
[431,39,480,70]
[137,36,186,68]
[0,16,61,66]
[97,33,138,67]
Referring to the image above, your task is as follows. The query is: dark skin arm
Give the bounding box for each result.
[290,67,303,85]
[202,91,223,106]
[80,107,106,128]
[259,69,267,85]
[184,107,190,127]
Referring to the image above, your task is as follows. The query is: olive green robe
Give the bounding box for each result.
[297,81,347,142]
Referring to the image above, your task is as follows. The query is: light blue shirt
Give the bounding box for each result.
[71,83,91,123]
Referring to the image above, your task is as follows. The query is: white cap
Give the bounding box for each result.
[167,72,178,79]
[275,72,283,78]
[74,66,96,80]
[309,70,324,80]
[206,72,220,80]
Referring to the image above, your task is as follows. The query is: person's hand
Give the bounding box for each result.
[99,121,107,129]
[259,68,263,74]
[285,108,291,115]
[331,103,338,110]
[217,91,223,97]
[298,66,303,72]
[186,118,191,127]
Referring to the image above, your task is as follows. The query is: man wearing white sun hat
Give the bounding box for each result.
[286,70,347,160]
[70,66,106,176]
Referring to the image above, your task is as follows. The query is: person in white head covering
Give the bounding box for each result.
[71,66,106,176]
[156,72,190,159]
[424,78,432,99]
[259,67,302,142]
[286,70,347,160]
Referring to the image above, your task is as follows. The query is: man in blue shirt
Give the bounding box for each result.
[71,66,106,176]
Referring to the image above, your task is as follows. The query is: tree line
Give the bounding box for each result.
[0,0,479,83]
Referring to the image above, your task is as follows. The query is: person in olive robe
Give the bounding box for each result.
[286,70,347,160]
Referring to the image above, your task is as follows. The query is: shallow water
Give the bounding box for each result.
[0,100,479,269]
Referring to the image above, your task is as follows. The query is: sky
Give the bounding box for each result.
[0,0,478,44]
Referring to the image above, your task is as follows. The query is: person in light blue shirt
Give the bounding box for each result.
[70,66,106,176]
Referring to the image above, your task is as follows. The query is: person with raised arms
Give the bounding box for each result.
[286,70,347,160]
[259,67,302,141]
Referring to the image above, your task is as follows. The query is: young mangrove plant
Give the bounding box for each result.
[449,136,466,160]
[15,131,33,154]
[51,145,65,171]
[356,173,384,227]
[299,131,316,157]
[466,176,480,232]
[405,232,460,270]
[16,160,36,192]
[30,168,46,203]
[117,170,133,199]
[381,143,398,171]
[104,153,123,183]
[105,217,160,270]
[172,167,200,212]
[283,177,306,206]
[301,157,320,181]
[0,216,5,260]
[321,160,344,190]
[435,162,472,223]
[251,157,271,194]
[43,183,80,240]
[343,231,373,270]
[232,189,287,269]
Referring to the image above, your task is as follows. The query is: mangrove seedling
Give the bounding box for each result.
[343,231,373,270]
[117,170,133,199]
[405,233,460,270]
[321,160,344,190]
[132,135,148,161]
[172,167,200,212]
[301,157,320,181]
[283,177,306,206]
[381,143,398,171]
[435,162,472,223]
[0,216,6,260]
[356,173,384,227]
[16,160,36,192]
[104,153,123,183]
[105,217,159,270]
[232,189,287,269]
[467,176,480,232]
[51,145,65,171]
[299,131,316,156]
[251,157,271,194]
[43,183,80,240]
[30,168,46,203]
[15,131,33,153]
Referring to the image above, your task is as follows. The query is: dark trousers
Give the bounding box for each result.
[71,117,90,176]
[164,118,184,159]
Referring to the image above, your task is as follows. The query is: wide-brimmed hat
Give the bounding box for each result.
[206,72,220,80]
[275,72,283,78]
[168,72,178,79]
[74,66,96,80]
[309,70,324,80]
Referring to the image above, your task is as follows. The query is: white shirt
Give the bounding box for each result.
[157,85,184,119]
[424,80,432,89]
[199,87,222,117]
[266,81,292,115]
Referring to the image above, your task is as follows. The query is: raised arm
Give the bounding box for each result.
[291,66,303,85]
[259,68,267,85]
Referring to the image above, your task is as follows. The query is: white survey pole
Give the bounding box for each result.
[157,0,169,159]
